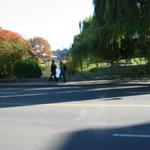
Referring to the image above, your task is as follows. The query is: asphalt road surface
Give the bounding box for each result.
[0,83,150,150]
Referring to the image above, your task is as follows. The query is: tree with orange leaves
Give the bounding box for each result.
[0,28,30,78]
[29,37,51,63]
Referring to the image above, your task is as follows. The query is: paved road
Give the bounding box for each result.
[0,84,150,150]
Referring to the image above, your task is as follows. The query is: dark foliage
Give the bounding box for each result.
[13,59,42,78]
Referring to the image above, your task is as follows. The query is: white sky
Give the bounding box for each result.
[0,0,94,50]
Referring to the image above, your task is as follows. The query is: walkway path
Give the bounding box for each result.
[0,79,150,87]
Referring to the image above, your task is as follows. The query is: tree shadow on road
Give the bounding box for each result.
[46,122,150,150]
[0,83,150,108]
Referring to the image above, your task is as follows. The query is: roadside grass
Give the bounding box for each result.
[67,64,150,81]
[118,58,147,65]
[66,57,149,81]
[0,58,149,82]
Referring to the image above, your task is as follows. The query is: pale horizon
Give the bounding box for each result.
[0,0,94,50]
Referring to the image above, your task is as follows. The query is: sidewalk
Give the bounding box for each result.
[0,79,150,87]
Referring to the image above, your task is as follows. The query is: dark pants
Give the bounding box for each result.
[59,72,66,83]
[50,71,57,81]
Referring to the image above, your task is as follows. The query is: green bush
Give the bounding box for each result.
[13,59,42,78]
[98,64,149,78]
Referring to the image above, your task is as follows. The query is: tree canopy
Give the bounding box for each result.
[69,0,150,68]
[29,37,51,63]
[0,28,30,77]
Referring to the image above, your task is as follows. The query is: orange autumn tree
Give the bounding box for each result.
[0,28,30,78]
[29,37,51,63]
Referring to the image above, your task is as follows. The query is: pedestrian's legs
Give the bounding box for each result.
[59,73,62,82]
[63,73,66,83]
[54,74,58,81]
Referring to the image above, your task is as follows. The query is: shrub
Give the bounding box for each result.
[13,59,42,78]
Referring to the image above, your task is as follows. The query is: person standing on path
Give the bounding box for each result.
[59,61,67,83]
[49,60,57,81]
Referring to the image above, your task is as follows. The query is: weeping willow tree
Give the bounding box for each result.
[70,32,89,71]
[70,0,150,71]
[70,17,102,70]
[93,0,150,64]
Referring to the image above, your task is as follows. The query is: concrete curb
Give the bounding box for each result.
[0,80,150,88]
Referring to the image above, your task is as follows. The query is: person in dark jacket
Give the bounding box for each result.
[59,61,67,83]
[49,60,57,81]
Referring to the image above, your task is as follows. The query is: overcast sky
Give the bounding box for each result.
[0,0,94,50]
